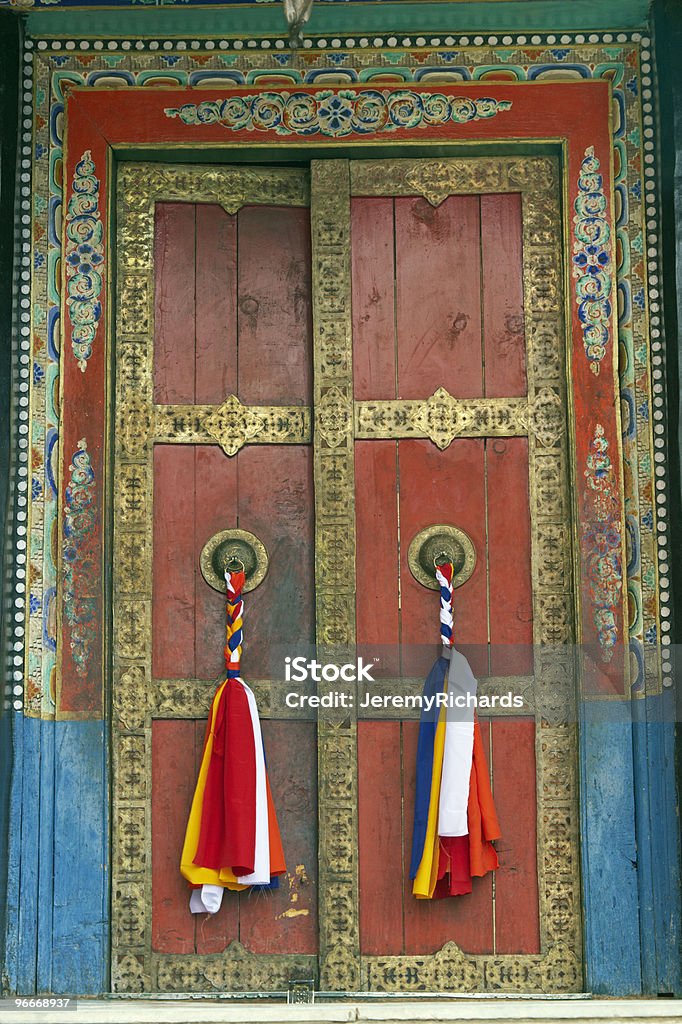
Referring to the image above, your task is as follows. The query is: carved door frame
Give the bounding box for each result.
[112,153,582,993]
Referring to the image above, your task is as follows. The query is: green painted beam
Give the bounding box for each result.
[25,0,650,40]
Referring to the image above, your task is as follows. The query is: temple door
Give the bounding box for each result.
[111,156,581,994]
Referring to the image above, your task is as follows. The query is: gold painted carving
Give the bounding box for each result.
[350,156,556,202]
[153,402,311,453]
[311,160,360,992]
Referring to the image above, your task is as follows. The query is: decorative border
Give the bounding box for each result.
[64,150,104,372]
[16,36,667,722]
[572,147,612,377]
[62,438,97,674]
[583,424,623,662]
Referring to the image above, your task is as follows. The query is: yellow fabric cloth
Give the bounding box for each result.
[412,701,448,899]
[180,681,248,891]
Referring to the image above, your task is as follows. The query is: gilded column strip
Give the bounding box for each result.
[311,159,360,991]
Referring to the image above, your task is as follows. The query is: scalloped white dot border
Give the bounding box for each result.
[11,28,671,709]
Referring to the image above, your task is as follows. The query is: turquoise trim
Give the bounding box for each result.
[25,0,650,39]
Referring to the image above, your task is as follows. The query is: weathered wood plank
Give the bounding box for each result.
[152,445,196,680]
[151,720,197,954]
[395,195,482,400]
[52,721,108,994]
[237,206,312,407]
[486,437,533,677]
[481,193,526,398]
[358,721,404,954]
[492,717,540,953]
[351,197,396,402]
[195,203,238,405]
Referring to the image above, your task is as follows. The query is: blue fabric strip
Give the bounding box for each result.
[409,656,448,880]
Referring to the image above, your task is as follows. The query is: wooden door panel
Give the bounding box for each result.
[352,178,541,966]
[395,196,483,400]
[148,187,317,961]
[487,436,533,677]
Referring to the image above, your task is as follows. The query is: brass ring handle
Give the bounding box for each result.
[408,525,477,591]
[200,529,269,593]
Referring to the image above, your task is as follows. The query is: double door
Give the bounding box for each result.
[112,156,580,993]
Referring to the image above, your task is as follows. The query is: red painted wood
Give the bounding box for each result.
[153,203,196,405]
[193,446,238,682]
[402,720,494,955]
[239,722,318,954]
[399,439,488,679]
[486,438,533,676]
[358,721,404,954]
[481,194,527,398]
[237,206,312,407]
[395,196,482,400]
[151,720,198,954]
[152,445,196,680]
[355,440,400,677]
[492,718,540,953]
[194,719,240,955]
[57,127,109,718]
[351,197,397,401]
[235,446,315,678]
[195,204,238,405]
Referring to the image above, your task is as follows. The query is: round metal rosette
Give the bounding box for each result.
[200,529,269,594]
[407,524,477,591]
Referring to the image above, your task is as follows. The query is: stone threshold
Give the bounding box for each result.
[2,998,682,1024]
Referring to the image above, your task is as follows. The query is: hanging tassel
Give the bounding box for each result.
[180,567,286,914]
[410,561,501,899]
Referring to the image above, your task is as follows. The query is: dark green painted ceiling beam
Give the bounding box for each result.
[24,0,651,39]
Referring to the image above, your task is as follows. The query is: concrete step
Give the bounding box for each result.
[2,998,682,1024]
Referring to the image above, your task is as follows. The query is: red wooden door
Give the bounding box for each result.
[112,157,580,994]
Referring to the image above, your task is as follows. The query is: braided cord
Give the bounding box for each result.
[435,561,455,647]
[224,569,245,679]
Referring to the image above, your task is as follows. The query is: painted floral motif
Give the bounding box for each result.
[572,146,612,375]
[63,439,98,675]
[583,424,623,661]
[65,151,104,372]
[164,90,512,138]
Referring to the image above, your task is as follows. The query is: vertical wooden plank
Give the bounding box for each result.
[581,702,641,993]
[234,446,315,680]
[195,204,238,406]
[395,196,482,400]
[398,439,488,679]
[36,719,54,992]
[481,194,527,398]
[237,206,312,407]
[402,719,493,954]
[52,721,108,993]
[239,722,318,954]
[492,718,540,953]
[194,718,240,955]
[355,440,399,676]
[486,437,533,676]
[151,721,197,954]
[358,721,404,954]
[153,203,196,405]
[152,446,196,680]
[193,445,238,682]
[351,197,396,401]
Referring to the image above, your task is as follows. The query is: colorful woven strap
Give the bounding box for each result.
[224,568,245,679]
[435,561,455,647]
